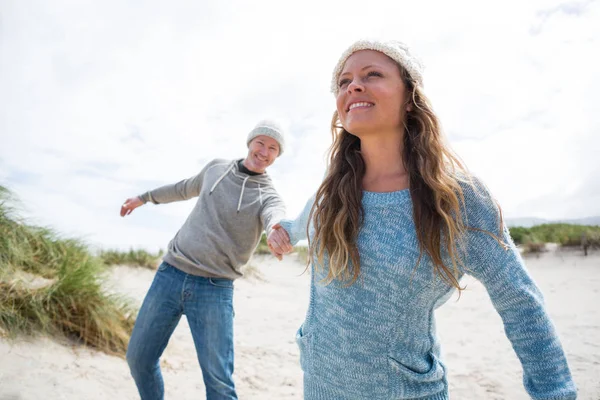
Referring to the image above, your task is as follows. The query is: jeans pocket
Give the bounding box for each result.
[208,277,234,289]
[157,262,170,272]
[388,353,445,398]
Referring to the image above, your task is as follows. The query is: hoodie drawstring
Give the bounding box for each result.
[210,164,234,195]
[210,162,263,213]
[237,176,250,212]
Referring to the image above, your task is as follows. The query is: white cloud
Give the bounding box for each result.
[1,0,598,251]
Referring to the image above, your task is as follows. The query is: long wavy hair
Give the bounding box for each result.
[308,65,504,290]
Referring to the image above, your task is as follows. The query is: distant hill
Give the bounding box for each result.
[506,216,600,228]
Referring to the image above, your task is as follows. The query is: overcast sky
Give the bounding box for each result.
[1,0,598,252]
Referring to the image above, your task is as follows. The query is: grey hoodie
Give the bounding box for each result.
[139,159,285,280]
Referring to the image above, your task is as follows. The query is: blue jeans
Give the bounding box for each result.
[126,262,237,400]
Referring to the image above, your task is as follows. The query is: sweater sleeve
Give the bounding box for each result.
[279,193,315,245]
[463,181,577,400]
[138,162,212,204]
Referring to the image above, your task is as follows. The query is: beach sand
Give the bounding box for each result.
[1,249,598,399]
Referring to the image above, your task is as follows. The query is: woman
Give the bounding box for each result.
[267,39,576,399]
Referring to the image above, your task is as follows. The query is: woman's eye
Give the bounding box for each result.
[338,79,350,88]
[367,71,382,77]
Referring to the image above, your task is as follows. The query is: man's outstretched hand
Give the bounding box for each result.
[120,197,144,217]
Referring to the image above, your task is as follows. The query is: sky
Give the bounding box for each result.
[1,0,599,252]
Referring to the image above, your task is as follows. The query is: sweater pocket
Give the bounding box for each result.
[295,325,312,373]
[387,353,445,398]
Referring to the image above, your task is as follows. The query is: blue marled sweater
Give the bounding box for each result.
[280,183,576,400]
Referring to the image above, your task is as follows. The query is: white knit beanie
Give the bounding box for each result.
[246,119,286,156]
[331,39,425,96]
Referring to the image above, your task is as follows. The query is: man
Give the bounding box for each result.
[120,120,286,400]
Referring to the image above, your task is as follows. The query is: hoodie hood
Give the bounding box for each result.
[209,160,275,213]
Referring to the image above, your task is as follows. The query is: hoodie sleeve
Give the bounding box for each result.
[138,161,213,204]
[463,180,577,400]
[279,193,315,245]
[260,193,286,235]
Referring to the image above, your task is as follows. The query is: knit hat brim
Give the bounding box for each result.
[331,39,424,96]
[246,121,286,156]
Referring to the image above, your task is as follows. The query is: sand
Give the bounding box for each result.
[1,249,599,399]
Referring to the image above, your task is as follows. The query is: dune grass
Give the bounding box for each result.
[99,248,163,269]
[254,233,271,255]
[295,245,309,263]
[509,224,600,253]
[0,186,135,356]
[240,262,266,281]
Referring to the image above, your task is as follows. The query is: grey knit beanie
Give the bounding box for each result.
[331,39,425,96]
[246,119,286,156]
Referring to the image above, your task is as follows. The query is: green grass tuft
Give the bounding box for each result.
[295,246,309,263]
[509,224,600,250]
[0,186,135,357]
[254,233,271,255]
[99,248,163,269]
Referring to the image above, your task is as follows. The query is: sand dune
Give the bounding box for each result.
[1,250,598,399]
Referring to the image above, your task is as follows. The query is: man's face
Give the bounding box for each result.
[244,135,280,173]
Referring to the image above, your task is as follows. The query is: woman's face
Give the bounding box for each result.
[335,50,408,138]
